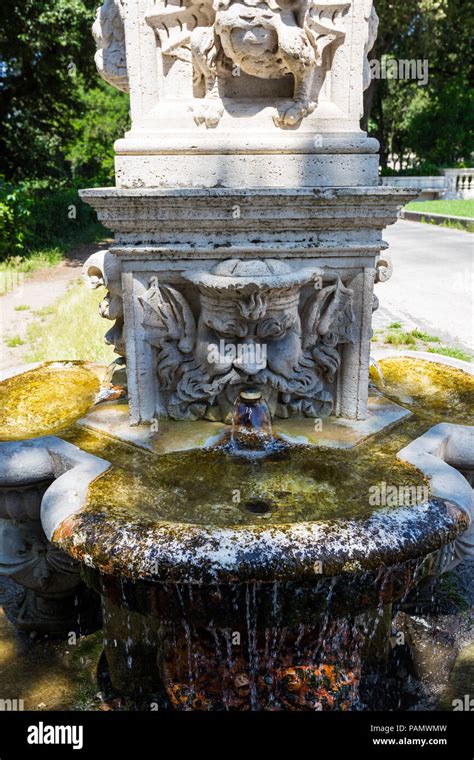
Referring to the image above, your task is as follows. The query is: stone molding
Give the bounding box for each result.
[398,423,474,573]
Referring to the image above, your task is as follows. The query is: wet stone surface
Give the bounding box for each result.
[371,358,474,424]
[81,440,429,527]
[0,363,100,441]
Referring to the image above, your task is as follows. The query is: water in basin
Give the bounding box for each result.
[0,362,100,441]
[85,442,428,528]
[371,357,474,423]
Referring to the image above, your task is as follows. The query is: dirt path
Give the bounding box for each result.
[0,242,108,372]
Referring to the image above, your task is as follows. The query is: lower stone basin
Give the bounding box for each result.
[1,355,473,709]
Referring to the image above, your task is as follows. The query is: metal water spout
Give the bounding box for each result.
[230,388,273,452]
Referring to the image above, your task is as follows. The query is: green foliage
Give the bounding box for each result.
[65,82,130,184]
[0,176,107,261]
[0,3,128,262]
[366,0,474,170]
[0,0,98,181]
[403,79,474,169]
[0,177,32,257]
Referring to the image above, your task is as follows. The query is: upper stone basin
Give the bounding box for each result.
[51,442,468,585]
[370,356,474,424]
[81,442,429,527]
[0,362,100,441]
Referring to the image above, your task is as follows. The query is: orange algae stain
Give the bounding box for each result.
[165,662,359,711]
[53,515,79,546]
[275,664,359,710]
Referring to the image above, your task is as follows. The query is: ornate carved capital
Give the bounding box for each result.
[146,0,351,128]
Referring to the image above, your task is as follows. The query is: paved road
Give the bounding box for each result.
[374,220,473,351]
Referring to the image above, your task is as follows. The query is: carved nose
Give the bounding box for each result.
[233,348,267,375]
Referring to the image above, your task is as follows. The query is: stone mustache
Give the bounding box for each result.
[139,259,354,421]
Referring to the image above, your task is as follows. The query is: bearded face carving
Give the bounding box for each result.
[139,259,354,422]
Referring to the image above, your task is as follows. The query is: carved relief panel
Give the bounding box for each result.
[92,0,378,131]
[137,259,354,421]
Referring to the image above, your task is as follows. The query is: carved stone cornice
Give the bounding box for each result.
[80,187,417,241]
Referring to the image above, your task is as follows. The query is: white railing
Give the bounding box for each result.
[444,169,474,199]
[380,176,445,190]
[380,170,474,199]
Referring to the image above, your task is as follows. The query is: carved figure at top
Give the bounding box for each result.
[93,0,129,92]
[146,0,350,128]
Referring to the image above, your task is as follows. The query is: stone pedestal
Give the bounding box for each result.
[0,475,99,636]
[82,186,414,425]
[88,571,421,710]
[0,436,106,636]
[84,0,415,427]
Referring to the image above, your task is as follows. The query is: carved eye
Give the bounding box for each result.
[206,319,248,339]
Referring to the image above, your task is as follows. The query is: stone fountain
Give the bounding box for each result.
[1,0,473,711]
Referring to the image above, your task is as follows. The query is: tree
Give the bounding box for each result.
[0,0,128,183]
[364,0,474,171]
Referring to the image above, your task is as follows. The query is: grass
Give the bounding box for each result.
[0,218,108,277]
[34,305,56,318]
[385,331,416,346]
[373,324,473,362]
[405,199,474,218]
[410,329,441,343]
[24,280,116,364]
[5,335,26,348]
[14,304,30,311]
[427,346,473,362]
[0,248,64,274]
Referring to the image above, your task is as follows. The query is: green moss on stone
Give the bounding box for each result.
[371,358,474,424]
[0,363,99,441]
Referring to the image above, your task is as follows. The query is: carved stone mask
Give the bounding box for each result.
[139,259,354,421]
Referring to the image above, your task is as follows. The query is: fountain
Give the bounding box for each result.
[1,0,473,711]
